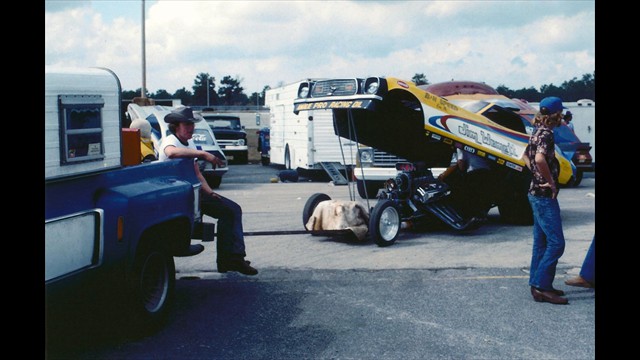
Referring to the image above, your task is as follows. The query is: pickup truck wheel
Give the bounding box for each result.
[370,200,400,247]
[130,245,175,328]
[303,193,331,229]
[236,152,248,165]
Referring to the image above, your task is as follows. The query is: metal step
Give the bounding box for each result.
[319,162,349,185]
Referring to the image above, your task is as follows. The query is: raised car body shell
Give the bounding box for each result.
[293,77,575,185]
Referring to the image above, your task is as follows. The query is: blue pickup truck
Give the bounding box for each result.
[45,67,213,329]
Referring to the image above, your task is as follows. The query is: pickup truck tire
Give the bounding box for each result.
[129,242,175,328]
[235,151,248,165]
[370,199,400,247]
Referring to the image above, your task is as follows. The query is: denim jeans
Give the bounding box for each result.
[200,194,246,261]
[580,236,595,283]
[528,194,566,291]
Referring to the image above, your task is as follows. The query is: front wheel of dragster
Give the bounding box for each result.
[369,199,401,247]
[303,193,332,228]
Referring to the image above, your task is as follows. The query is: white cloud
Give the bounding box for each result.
[45,0,595,95]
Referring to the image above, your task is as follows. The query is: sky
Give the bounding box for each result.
[44,0,595,96]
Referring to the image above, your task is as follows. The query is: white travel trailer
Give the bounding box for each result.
[265,80,357,184]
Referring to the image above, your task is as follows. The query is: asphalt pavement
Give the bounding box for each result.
[178,164,596,276]
[47,164,597,360]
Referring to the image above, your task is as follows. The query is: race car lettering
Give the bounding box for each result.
[328,101,354,109]
[456,123,518,157]
[435,98,459,112]
[296,100,369,110]
[458,123,480,144]
[424,93,438,102]
[481,132,518,157]
[296,103,314,111]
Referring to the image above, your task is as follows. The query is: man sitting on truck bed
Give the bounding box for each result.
[159,106,258,276]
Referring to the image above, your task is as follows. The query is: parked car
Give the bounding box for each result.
[126,102,228,188]
[198,112,249,164]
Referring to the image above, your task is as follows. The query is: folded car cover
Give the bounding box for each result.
[305,200,369,240]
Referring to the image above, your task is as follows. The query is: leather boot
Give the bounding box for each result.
[530,286,564,296]
[217,257,258,276]
[531,287,568,305]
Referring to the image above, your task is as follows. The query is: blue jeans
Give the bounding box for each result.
[200,194,246,261]
[528,194,566,291]
[580,236,595,283]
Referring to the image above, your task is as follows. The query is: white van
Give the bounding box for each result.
[265,80,357,184]
[126,101,229,188]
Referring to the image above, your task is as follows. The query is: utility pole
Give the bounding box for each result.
[207,76,210,107]
[141,0,146,99]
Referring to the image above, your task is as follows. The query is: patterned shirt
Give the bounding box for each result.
[526,125,559,197]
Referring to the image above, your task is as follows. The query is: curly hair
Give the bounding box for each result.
[533,111,563,127]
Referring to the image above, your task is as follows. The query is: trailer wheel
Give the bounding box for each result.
[303,193,331,229]
[369,199,400,247]
[129,241,175,329]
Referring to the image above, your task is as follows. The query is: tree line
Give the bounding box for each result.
[411,71,595,102]
[123,70,595,106]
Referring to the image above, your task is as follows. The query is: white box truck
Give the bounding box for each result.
[265,80,358,184]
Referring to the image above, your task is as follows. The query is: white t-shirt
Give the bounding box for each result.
[158,133,197,162]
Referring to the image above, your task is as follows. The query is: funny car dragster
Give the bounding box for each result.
[294,77,575,247]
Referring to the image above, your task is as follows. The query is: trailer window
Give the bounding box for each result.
[58,95,105,164]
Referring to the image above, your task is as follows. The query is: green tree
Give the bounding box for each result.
[412,73,429,86]
[173,87,193,106]
[122,89,139,101]
[249,85,272,106]
[218,75,249,105]
[152,89,173,99]
[192,73,217,106]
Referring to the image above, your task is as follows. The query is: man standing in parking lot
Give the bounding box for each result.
[160,106,258,276]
